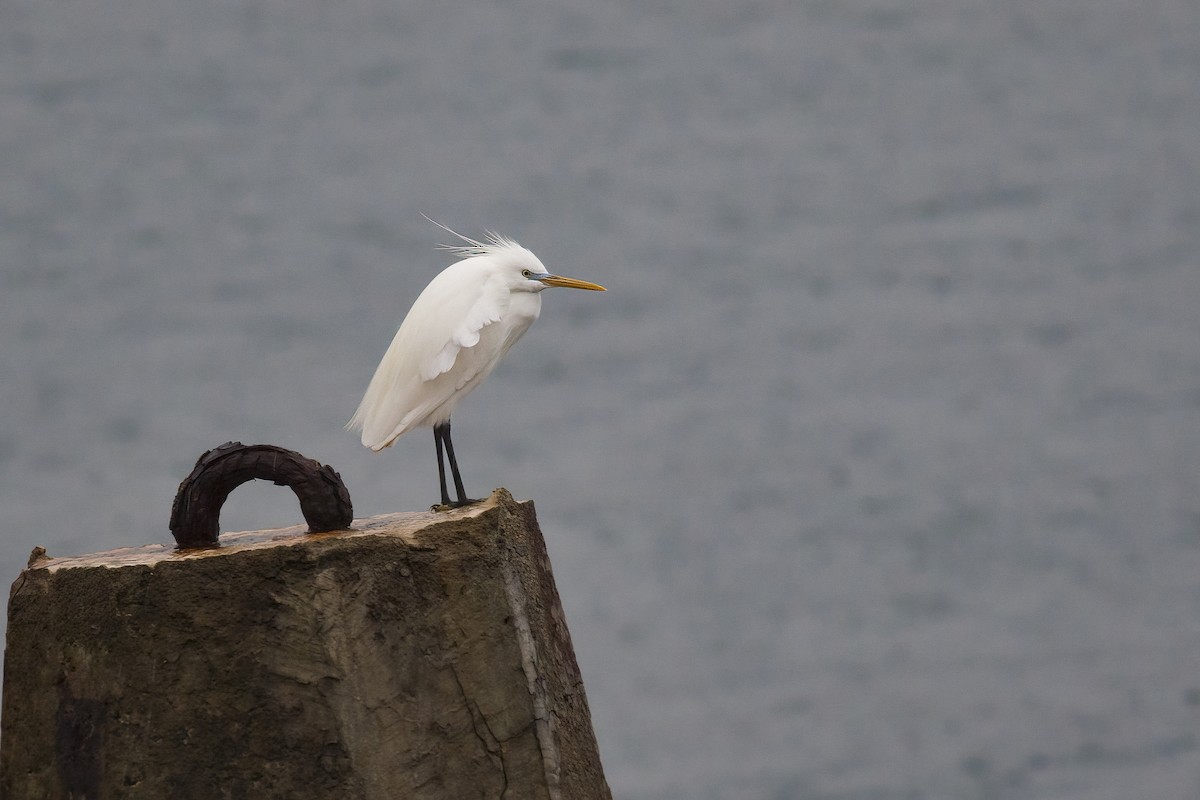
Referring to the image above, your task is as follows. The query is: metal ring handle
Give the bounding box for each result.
[169,442,353,548]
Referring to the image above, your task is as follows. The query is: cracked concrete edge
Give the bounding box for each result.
[500,545,562,800]
[493,496,612,800]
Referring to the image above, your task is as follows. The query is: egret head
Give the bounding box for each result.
[434,223,606,294]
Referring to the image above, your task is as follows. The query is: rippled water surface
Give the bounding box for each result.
[3,1,1199,797]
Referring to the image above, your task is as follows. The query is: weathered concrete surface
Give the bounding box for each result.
[1,489,610,800]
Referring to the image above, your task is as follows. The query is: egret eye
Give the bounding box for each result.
[521,269,533,278]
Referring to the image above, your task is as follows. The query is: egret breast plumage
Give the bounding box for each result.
[348,226,605,507]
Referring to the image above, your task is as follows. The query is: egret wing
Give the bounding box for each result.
[349,262,509,449]
[419,272,506,381]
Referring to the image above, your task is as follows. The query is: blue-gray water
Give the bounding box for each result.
[3,1,1199,797]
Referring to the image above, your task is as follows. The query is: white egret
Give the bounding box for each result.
[348,225,605,508]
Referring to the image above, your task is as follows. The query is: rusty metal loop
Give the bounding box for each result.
[169,442,353,549]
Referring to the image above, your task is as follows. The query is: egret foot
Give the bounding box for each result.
[430,498,483,512]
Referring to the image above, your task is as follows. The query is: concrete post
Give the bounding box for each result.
[1,489,610,800]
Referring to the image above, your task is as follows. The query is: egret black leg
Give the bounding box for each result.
[433,421,474,507]
[433,424,452,506]
[441,421,471,505]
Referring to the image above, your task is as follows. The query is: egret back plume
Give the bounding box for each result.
[421,216,523,260]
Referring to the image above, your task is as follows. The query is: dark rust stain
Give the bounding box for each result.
[56,680,105,798]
